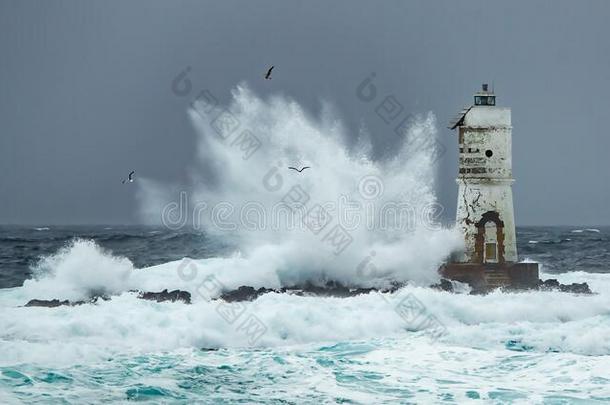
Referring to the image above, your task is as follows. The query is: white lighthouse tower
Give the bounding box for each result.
[443,84,538,290]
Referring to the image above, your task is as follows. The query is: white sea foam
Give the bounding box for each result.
[2,244,610,368]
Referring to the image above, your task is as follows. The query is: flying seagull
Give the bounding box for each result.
[288,166,310,173]
[122,170,135,184]
[264,66,274,80]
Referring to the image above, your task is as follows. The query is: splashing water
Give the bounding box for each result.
[139,84,462,288]
[22,239,135,301]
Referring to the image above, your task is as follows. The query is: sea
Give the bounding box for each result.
[1,225,609,404]
[3,85,610,403]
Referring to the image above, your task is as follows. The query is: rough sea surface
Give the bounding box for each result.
[1,226,609,404]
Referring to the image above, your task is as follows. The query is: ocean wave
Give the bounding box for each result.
[526,239,572,245]
[1,241,610,368]
[21,239,135,301]
[572,228,601,233]
[0,235,71,243]
[2,279,609,368]
[1,83,609,402]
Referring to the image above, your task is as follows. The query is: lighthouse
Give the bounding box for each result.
[442,84,539,291]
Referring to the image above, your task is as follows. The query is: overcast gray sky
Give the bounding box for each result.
[1,0,609,226]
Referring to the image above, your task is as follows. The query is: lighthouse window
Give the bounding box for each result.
[475,96,496,106]
[485,150,493,158]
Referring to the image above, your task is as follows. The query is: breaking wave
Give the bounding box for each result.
[137,84,462,288]
[2,242,610,368]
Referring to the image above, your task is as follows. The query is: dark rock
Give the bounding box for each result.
[559,282,591,294]
[431,279,454,292]
[218,281,402,302]
[538,279,592,294]
[138,289,191,304]
[24,296,109,307]
[539,279,560,290]
[24,291,191,308]
[25,299,71,308]
[220,286,275,302]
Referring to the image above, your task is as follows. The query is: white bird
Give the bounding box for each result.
[122,170,135,184]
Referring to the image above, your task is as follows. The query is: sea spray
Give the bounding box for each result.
[138,84,463,287]
[21,239,135,301]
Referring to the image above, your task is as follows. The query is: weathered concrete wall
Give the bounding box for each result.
[455,105,518,263]
[440,262,540,292]
[455,182,518,262]
[464,107,510,128]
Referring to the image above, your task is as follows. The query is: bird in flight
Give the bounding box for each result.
[288,166,310,173]
[122,170,135,184]
[265,66,274,80]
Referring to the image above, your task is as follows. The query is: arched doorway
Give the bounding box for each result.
[474,211,505,264]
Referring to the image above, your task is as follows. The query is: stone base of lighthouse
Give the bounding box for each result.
[439,262,539,293]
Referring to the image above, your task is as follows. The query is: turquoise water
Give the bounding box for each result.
[3,336,610,403]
